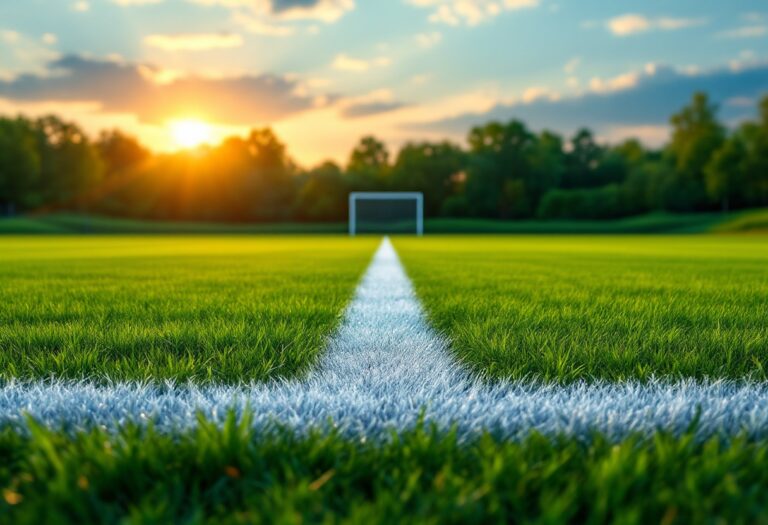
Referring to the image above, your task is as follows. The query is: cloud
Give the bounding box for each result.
[191,0,355,23]
[338,89,407,118]
[415,31,442,48]
[1,30,20,44]
[607,14,705,36]
[563,57,580,74]
[407,0,538,26]
[72,1,90,12]
[231,12,296,36]
[717,25,768,39]
[0,30,59,78]
[414,61,768,142]
[332,54,391,72]
[0,55,331,125]
[112,0,163,5]
[144,33,243,51]
[341,101,406,118]
[270,0,353,20]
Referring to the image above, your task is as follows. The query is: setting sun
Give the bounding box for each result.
[170,119,212,149]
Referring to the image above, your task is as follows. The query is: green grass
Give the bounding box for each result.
[425,212,728,234]
[713,208,768,233]
[0,213,347,234]
[2,417,768,524]
[395,235,768,383]
[0,236,378,384]
[2,209,761,234]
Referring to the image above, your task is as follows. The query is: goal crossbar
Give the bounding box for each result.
[349,192,424,236]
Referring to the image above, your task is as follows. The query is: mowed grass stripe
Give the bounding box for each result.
[394,235,768,383]
[0,236,379,384]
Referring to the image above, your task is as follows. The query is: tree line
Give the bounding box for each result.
[1,91,767,223]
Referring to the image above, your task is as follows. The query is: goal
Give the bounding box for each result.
[348,192,424,236]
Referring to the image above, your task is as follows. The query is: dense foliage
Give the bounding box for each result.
[1,92,767,222]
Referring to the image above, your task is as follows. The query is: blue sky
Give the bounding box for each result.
[1,0,767,165]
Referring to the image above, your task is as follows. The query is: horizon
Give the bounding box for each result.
[2,1,768,165]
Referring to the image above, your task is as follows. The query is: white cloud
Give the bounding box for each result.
[408,0,539,27]
[587,65,661,94]
[232,13,296,36]
[607,14,705,36]
[112,0,163,5]
[589,72,639,93]
[41,33,58,45]
[718,25,768,39]
[332,53,391,72]
[521,86,558,103]
[144,33,244,51]
[0,31,59,78]
[1,30,21,44]
[190,0,354,23]
[563,57,580,74]
[415,31,442,48]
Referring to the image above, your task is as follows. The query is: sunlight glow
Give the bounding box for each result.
[170,119,213,149]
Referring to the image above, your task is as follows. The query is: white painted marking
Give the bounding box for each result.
[2,237,768,441]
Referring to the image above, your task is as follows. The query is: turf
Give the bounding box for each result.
[2,417,768,524]
[395,235,768,383]
[0,236,378,384]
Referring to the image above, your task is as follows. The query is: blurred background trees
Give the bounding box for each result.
[1,91,767,223]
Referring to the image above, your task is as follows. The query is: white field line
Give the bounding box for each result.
[2,237,768,441]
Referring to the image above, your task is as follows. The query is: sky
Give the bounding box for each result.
[1,0,768,166]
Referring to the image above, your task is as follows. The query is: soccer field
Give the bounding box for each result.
[394,235,768,382]
[2,234,768,523]
[0,236,378,383]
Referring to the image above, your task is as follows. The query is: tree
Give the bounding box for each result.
[0,117,41,213]
[665,92,725,210]
[705,134,747,212]
[295,161,348,221]
[527,130,565,203]
[33,115,104,208]
[562,129,603,188]
[466,120,536,218]
[347,136,390,190]
[737,96,768,207]
[391,141,465,216]
[97,130,149,176]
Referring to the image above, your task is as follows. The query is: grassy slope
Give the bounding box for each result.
[0,236,377,383]
[426,212,727,234]
[3,209,765,234]
[395,235,768,382]
[713,208,768,232]
[0,213,347,234]
[2,419,768,524]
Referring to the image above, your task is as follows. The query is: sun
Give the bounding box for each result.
[170,119,212,149]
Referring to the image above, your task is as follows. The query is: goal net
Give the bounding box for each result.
[349,192,424,236]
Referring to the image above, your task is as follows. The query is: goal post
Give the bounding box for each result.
[349,192,424,236]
